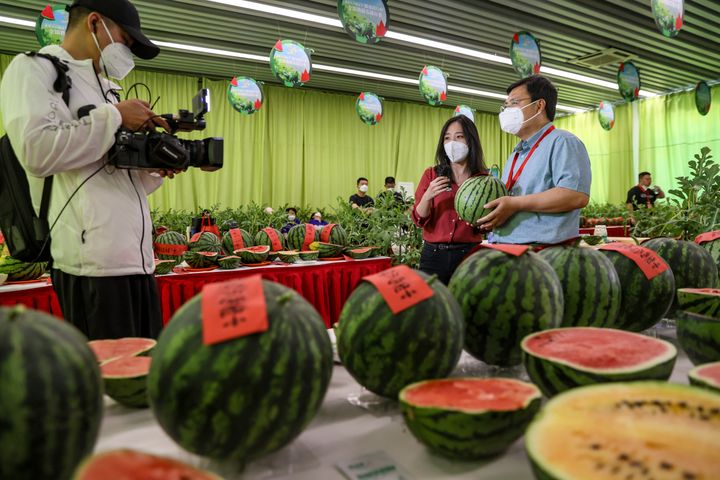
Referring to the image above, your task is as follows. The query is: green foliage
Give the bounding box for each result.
[228,89,256,114]
[419,78,441,104]
[511,47,533,78]
[356,102,377,124]
[581,202,630,220]
[271,56,302,86]
[341,2,375,42]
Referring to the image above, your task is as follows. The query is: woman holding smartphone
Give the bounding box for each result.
[412,115,489,284]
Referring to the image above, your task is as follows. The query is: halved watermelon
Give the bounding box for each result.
[88,338,156,364]
[526,382,720,480]
[345,247,373,259]
[677,287,720,318]
[217,255,242,270]
[689,361,720,393]
[277,250,300,263]
[675,310,720,365]
[309,241,344,258]
[100,356,152,408]
[154,260,175,275]
[400,378,541,459]
[522,327,677,397]
[299,250,319,261]
[184,251,219,269]
[235,245,270,264]
[73,449,221,479]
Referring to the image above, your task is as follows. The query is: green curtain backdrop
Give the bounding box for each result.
[0,52,716,210]
[639,86,720,194]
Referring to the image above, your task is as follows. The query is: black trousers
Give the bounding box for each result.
[51,269,163,340]
[419,242,476,285]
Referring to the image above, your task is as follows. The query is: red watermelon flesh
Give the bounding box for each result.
[100,356,151,378]
[88,338,156,364]
[73,449,220,480]
[690,362,720,390]
[523,328,673,371]
[402,378,540,412]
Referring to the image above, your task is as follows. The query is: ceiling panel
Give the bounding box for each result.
[0,0,718,113]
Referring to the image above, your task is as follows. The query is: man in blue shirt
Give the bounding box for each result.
[478,75,591,244]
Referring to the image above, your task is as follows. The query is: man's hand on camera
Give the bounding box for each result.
[155,169,185,179]
[115,99,171,132]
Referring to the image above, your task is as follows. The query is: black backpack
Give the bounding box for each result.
[0,52,71,263]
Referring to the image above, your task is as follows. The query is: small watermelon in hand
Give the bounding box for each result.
[454,176,508,224]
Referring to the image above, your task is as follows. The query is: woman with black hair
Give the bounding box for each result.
[412,115,489,284]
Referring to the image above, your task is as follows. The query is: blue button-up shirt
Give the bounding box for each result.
[493,122,592,244]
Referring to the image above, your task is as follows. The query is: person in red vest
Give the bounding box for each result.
[626,172,665,211]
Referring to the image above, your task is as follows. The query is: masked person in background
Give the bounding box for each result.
[477,75,591,247]
[281,207,301,234]
[0,0,175,340]
[350,177,374,209]
[309,212,328,229]
[412,115,488,285]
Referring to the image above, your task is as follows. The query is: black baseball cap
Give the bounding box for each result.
[67,0,159,59]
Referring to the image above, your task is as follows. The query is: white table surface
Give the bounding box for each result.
[95,325,693,480]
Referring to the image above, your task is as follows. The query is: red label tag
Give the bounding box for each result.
[190,232,202,243]
[598,243,669,280]
[263,228,283,252]
[320,224,335,243]
[303,224,316,251]
[153,243,188,256]
[363,265,434,314]
[229,229,245,250]
[480,244,530,256]
[695,230,720,245]
[201,275,268,346]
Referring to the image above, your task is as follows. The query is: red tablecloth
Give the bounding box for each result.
[0,283,64,318]
[157,257,392,327]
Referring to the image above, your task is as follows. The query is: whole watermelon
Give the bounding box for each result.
[539,246,621,328]
[221,228,253,255]
[188,232,223,254]
[449,248,563,366]
[147,280,333,463]
[337,270,464,399]
[319,224,347,246]
[454,176,508,224]
[643,237,719,314]
[287,224,319,251]
[0,306,103,480]
[600,246,675,331]
[255,227,286,252]
[697,234,720,283]
[154,231,188,265]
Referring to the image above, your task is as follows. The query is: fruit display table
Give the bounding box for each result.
[94,326,694,479]
[0,258,392,327]
[579,226,631,236]
[155,257,392,327]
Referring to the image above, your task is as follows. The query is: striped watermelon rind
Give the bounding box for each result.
[337,271,464,399]
[277,251,300,263]
[287,224,319,251]
[539,246,621,328]
[0,256,47,281]
[642,237,719,314]
[522,327,677,397]
[189,232,223,254]
[217,255,242,270]
[147,280,333,462]
[73,449,222,480]
[299,251,319,261]
[255,228,286,252]
[345,247,373,259]
[154,260,176,275]
[700,238,720,282]
[221,228,253,255]
[184,251,219,269]
[448,248,563,367]
[309,242,345,258]
[454,176,508,224]
[599,248,675,332]
[677,288,720,318]
[675,309,720,365]
[154,231,188,265]
[399,378,541,460]
[0,306,104,480]
[235,245,270,264]
[320,224,347,246]
[688,361,720,393]
[101,356,152,408]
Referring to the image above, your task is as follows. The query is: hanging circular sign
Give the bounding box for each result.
[453,105,475,123]
[418,66,447,106]
[510,31,542,78]
[269,40,312,88]
[356,92,383,125]
[227,77,264,115]
[337,0,389,44]
[695,81,711,116]
[35,4,68,47]
[598,101,615,131]
[651,0,684,38]
[617,62,641,102]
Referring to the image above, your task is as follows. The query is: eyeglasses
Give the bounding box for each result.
[500,97,531,112]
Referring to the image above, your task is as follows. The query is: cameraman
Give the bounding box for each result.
[0,0,175,339]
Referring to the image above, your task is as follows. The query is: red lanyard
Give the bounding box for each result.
[505,125,556,191]
[637,185,652,208]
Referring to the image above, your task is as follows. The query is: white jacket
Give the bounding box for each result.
[0,45,162,276]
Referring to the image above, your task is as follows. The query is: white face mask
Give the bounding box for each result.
[359,184,369,193]
[499,100,541,135]
[444,141,469,163]
[92,19,135,80]
[287,215,296,221]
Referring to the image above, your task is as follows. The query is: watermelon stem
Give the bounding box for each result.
[277,292,295,306]
[427,274,439,285]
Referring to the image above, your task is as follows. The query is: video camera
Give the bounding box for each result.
[111,88,223,171]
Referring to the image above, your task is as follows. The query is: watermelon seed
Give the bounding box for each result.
[683,473,697,480]
[659,461,673,470]
[618,453,630,461]
[590,443,601,450]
